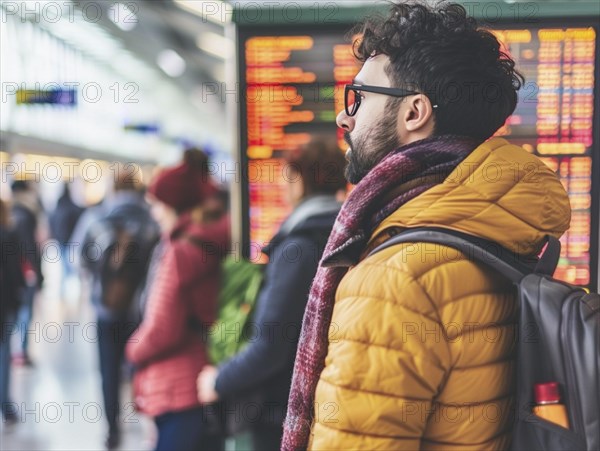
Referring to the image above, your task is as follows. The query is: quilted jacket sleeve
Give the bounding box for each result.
[126,245,189,366]
[312,269,452,448]
[310,241,517,450]
[311,249,453,449]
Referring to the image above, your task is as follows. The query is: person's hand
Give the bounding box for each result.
[197,365,219,404]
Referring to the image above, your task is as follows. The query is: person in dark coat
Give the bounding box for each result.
[0,198,25,423]
[10,180,44,366]
[49,182,84,296]
[197,139,347,450]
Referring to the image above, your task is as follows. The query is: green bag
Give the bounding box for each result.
[208,256,264,364]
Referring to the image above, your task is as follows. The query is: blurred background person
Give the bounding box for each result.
[0,198,26,424]
[49,182,85,299]
[126,149,230,451]
[10,180,45,367]
[197,139,347,450]
[75,169,159,449]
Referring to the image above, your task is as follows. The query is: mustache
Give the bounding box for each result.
[344,131,353,148]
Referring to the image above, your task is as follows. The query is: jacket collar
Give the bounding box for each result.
[262,195,341,255]
[323,137,571,266]
[278,195,341,236]
[170,212,230,251]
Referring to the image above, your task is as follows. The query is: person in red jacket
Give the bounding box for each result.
[126,149,230,451]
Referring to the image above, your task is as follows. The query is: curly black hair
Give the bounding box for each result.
[352,1,524,140]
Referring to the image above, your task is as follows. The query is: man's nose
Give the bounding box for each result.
[336,109,355,132]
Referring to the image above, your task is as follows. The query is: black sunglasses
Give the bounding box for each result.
[344,84,429,116]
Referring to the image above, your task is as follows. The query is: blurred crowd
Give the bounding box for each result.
[0,139,347,451]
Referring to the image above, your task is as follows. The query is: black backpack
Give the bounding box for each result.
[0,227,25,325]
[369,227,600,451]
[82,204,159,314]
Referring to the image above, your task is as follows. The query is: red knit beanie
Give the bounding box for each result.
[149,149,217,213]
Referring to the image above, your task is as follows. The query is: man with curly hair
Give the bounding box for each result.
[282,2,571,450]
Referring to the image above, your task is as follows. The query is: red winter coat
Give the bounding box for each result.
[126,213,230,417]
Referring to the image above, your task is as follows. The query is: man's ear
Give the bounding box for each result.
[402,94,436,133]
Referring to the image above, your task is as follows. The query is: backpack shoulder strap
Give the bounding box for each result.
[533,235,561,277]
[367,227,538,284]
[106,203,147,221]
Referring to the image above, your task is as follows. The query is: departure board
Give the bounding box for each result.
[241,31,360,255]
[239,25,598,286]
[492,27,597,286]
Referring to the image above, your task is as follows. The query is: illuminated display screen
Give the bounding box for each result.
[239,25,597,286]
[16,88,77,105]
[493,27,597,286]
[241,31,360,256]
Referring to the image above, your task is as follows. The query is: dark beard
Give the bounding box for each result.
[344,110,401,184]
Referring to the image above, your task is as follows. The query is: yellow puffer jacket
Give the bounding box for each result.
[310,138,571,450]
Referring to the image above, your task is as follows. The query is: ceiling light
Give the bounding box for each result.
[173,0,231,25]
[196,32,234,59]
[157,49,186,77]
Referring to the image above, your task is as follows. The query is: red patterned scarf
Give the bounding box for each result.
[282,134,481,450]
